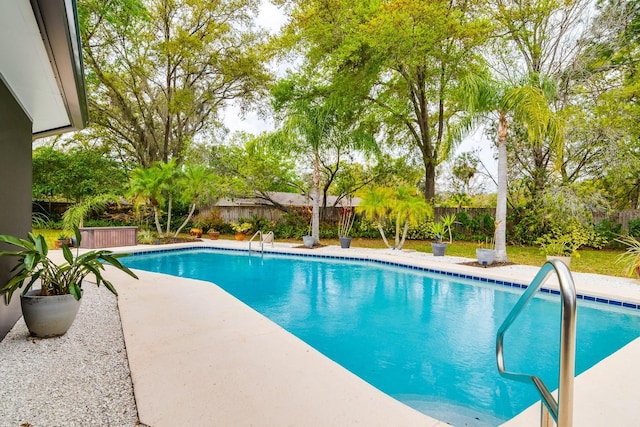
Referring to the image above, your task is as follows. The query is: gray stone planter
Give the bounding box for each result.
[431,242,448,256]
[20,289,81,338]
[339,237,352,249]
[476,248,496,266]
[303,235,315,248]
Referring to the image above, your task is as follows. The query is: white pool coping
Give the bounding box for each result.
[111,240,640,426]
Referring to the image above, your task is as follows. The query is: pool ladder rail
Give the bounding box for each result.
[496,259,577,427]
[248,230,274,253]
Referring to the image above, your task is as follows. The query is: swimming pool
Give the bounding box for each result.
[124,248,640,426]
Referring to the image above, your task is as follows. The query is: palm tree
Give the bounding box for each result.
[128,164,170,237]
[62,193,121,231]
[454,73,561,262]
[173,165,218,237]
[358,186,432,250]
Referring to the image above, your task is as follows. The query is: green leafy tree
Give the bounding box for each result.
[78,0,271,166]
[32,147,127,202]
[269,75,377,244]
[278,0,491,199]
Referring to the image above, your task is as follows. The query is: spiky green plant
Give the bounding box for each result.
[0,227,138,302]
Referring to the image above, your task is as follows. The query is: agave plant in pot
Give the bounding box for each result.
[0,227,138,338]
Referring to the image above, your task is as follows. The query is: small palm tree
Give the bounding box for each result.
[128,162,176,237]
[358,186,432,250]
[173,165,218,237]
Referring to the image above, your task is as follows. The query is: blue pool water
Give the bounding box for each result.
[124,249,640,426]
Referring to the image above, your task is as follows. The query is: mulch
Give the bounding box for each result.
[458,261,514,268]
[292,244,328,249]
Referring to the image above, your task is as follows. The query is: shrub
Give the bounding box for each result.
[628,218,640,238]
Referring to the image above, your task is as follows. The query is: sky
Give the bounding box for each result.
[223,1,498,192]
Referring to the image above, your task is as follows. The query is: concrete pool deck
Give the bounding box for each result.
[112,239,640,426]
[5,239,639,425]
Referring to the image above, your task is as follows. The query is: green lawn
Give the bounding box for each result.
[34,229,631,278]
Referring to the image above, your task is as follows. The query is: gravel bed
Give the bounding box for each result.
[0,285,141,427]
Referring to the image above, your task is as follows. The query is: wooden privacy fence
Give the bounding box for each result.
[592,210,640,233]
[212,206,640,235]
[211,205,497,230]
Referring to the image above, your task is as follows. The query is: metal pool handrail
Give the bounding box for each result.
[248,231,264,252]
[496,259,577,426]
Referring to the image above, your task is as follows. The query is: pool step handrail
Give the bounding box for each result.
[496,259,577,427]
[248,231,274,253]
[249,231,263,252]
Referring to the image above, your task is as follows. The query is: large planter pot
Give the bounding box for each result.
[476,248,496,266]
[235,233,246,241]
[546,255,571,268]
[431,242,448,256]
[303,235,315,248]
[339,237,352,249]
[208,231,220,240]
[20,290,81,338]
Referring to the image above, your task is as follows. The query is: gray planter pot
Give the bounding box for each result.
[476,248,496,266]
[20,290,81,338]
[339,237,352,249]
[302,235,315,248]
[431,242,448,256]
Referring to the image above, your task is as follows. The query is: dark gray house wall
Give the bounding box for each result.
[0,78,33,339]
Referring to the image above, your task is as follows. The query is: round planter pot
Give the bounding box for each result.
[302,235,315,248]
[20,290,81,338]
[431,242,448,256]
[546,255,571,268]
[476,248,496,266]
[208,231,220,240]
[235,233,246,241]
[339,237,352,249]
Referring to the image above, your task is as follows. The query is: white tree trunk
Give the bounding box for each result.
[312,150,321,244]
[495,113,509,263]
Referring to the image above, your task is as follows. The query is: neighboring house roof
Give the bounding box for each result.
[0,0,88,138]
[215,192,361,208]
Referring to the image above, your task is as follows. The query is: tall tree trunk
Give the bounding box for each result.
[495,113,509,263]
[377,223,393,249]
[152,201,164,238]
[165,195,172,236]
[424,159,436,200]
[174,202,197,237]
[312,150,320,244]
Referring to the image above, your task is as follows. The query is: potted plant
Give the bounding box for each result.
[536,236,576,267]
[430,214,456,257]
[55,233,70,249]
[230,221,252,241]
[430,222,448,256]
[0,227,138,338]
[616,235,640,278]
[476,238,496,266]
[337,206,356,249]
